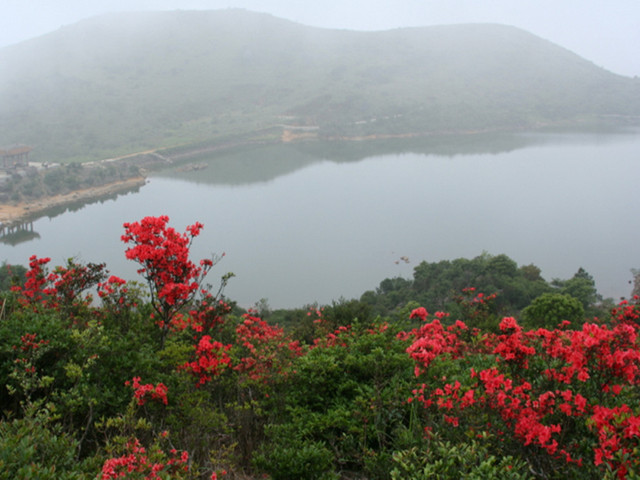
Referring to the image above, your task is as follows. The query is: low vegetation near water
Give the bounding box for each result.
[0,152,170,206]
[1,216,639,479]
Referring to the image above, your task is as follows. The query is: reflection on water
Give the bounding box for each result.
[1,130,640,309]
[0,221,39,246]
[156,131,552,185]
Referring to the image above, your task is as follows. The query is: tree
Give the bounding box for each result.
[518,263,543,282]
[521,292,584,329]
[487,254,518,277]
[552,267,601,310]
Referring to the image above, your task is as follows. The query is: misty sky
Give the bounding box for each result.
[2,0,640,77]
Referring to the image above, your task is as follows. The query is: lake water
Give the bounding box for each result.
[2,129,640,309]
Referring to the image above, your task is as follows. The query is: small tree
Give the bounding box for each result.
[121,216,219,346]
[552,268,601,309]
[521,292,584,329]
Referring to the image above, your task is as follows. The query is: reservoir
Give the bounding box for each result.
[1,129,639,309]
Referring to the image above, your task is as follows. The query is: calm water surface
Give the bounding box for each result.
[2,131,639,309]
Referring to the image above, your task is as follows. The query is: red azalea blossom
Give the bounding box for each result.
[121,216,220,344]
[410,307,428,321]
[126,376,169,406]
[180,335,232,386]
[100,438,190,479]
[403,296,640,477]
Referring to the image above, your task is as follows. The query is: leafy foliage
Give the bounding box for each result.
[0,262,26,292]
[0,216,638,479]
[361,253,561,320]
[522,292,585,329]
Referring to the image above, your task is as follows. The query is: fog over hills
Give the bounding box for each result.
[1,9,639,162]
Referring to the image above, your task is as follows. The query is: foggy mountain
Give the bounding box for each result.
[1,9,639,162]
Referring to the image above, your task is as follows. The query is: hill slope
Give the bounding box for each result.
[1,9,639,162]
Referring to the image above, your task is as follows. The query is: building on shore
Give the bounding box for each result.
[1,145,32,170]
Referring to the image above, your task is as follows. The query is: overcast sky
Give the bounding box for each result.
[2,0,639,77]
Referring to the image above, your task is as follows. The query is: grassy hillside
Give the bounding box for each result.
[0,9,639,162]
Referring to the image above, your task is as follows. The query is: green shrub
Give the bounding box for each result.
[391,439,532,480]
[253,436,337,480]
[521,292,584,329]
[0,405,95,480]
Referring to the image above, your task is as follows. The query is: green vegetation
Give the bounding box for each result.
[521,293,584,329]
[0,162,133,204]
[2,213,636,479]
[358,253,609,325]
[0,262,26,290]
[1,10,639,163]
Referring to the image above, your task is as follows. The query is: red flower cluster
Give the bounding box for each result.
[409,307,428,321]
[11,255,106,313]
[234,314,303,382]
[10,255,54,303]
[493,317,536,367]
[186,295,232,334]
[10,332,50,377]
[611,297,640,325]
[180,336,232,387]
[590,404,640,473]
[125,377,169,406]
[537,321,640,385]
[100,438,189,479]
[97,275,127,298]
[404,298,640,477]
[17,332,49,352]
[403,314,469,376]
[97,275,139,318]
[121,216,216,337]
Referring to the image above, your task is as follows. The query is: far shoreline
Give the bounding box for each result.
[0,176,146,227]
[3,118,637,229]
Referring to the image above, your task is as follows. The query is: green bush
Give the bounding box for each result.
[391,438,531,480]
[0,405,95,480]
[253,436,337,480]
[521,292,584,329]
[253,320,418,479]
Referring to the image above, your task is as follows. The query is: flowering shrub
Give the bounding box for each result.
[125,377,169,406]
[233,313,304,383]
[10,255,105,313]
[100,437,190,480]
[454,287,498,329]
[404,298,640,478]
[10,255,55,305]
[611,297,640,326]
[180,335,233,387]
[7,218,638,480]
[185,294,232,335]
[403,308,471,376]
[7,332,51,403]
[121,216,220,343]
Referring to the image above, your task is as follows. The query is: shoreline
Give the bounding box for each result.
[2,118,633,228]
[0,176,146,226]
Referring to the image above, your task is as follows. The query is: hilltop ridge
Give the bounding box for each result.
[0,9,639,162]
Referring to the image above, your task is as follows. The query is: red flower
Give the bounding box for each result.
[410,307,428,321]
